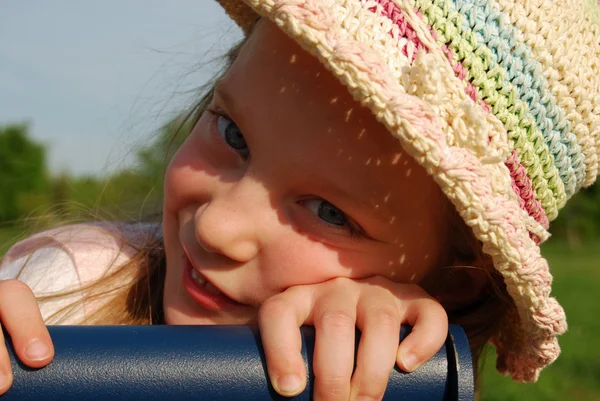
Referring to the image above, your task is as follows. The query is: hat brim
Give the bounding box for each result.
[217,0,567,382]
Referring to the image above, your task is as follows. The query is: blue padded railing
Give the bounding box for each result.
[2,325,474,400]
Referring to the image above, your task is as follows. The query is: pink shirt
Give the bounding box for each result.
[0,222,162,324]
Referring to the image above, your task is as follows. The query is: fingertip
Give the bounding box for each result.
[397,350,422,372]
[272,374,306,397]
[0,369,13,395]
[22,339,53,367]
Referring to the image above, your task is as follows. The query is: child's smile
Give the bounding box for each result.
[161,19,450,326]
[0,1,591,393]
[182,252,247,311]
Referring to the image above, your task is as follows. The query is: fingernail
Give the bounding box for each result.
[356,397,376,401]
[25,339,51,361]
[401,353,421,372]
[276,374,302,395]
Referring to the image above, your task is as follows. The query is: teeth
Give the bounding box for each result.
[191,269,206,285]
[190,269,223,297]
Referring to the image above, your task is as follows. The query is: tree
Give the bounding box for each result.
[51,171,71,219]
[0,124,50,223]
[135,114,194,188]
[552,183,600,247]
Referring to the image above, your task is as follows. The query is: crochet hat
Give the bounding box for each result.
[216,0,600,382]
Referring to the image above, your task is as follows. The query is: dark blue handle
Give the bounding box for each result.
[2,325,473,400]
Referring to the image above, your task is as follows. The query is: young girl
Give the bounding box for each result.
[1,0,599,399]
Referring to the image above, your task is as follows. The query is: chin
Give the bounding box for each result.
[162,287,217,325]
[163,307,217,326]
[164,308,256,326]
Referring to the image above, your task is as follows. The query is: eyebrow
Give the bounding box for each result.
[213,81,243,119]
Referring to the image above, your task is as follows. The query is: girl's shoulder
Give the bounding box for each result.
[1,221,162,280]
[0,221,162,322]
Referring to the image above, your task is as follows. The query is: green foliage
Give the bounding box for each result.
[30,114,196,224]
[1,113,600,399]
[134,114,195,193]
[51,172,71,219]
[552,185,600,246]
[0,113,195,227]
[0,225,26,256]
[0,124,50,222]
[480,240,600,401]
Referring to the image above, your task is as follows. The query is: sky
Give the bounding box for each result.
[0,1,243,176]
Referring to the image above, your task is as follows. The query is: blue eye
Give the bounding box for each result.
[304,199,348,226]
[216,115,249,158]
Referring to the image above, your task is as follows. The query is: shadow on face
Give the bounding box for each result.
[166,18,454,297]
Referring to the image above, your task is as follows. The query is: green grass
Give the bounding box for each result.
[480,240,600,401]
[1,226,598,399]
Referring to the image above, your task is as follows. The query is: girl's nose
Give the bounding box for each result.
[193,178,265,263]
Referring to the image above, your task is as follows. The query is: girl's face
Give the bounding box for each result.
[161,19,449,325]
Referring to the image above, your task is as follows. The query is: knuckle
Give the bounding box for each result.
[364,275,388,286]
[371,306,400,327]
[435,305,449,322]
[259,297,288,320]
[318,375,348,396]
[317,309,355,331]
[421,298,448,318]
[328,276,352,289]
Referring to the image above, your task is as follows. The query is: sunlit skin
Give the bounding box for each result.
[0,19,457,401]
[162,19,450,327]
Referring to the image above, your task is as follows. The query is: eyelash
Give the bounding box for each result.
[206,107,249,157]
[206,107,234,128]
[204,107,364,242]
[297,199,365,242]
[324,219,363,241]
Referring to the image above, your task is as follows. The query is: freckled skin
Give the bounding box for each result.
[161,19,449,325]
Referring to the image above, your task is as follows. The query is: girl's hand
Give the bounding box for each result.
[258,276,448,401]
[0,279,54,395]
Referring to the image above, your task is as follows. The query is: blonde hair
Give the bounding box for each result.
[28,33,512,393]
[28,36,247,325]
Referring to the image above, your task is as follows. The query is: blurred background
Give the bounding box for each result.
[1,2,599,400]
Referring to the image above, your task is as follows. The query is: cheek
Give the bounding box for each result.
[259,235,352,287]
[371,233,445,284]
[163,134,216,213]
[257,233,416,288]
[163,147,194,213]
[271,239,433,285]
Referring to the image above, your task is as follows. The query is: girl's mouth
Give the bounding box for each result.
[182,255,243,311]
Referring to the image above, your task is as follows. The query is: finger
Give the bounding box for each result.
[258,287,313,397]
[0,280,54,369]
[0,323,14,395]
[311,286,357,401]
[396,297,448,372]
[351,292,400,401]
